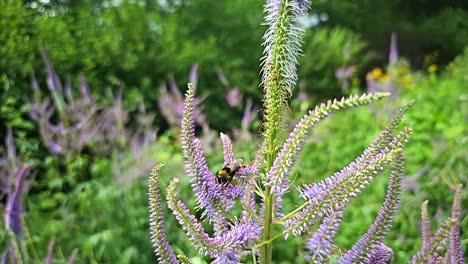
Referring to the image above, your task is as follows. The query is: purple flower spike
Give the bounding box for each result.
[220,132,236,164]
[241,97,257,130]
[166,178,259,259]
[305,208,344,263]
[40,49,63,93]
[265,94,389,214]
[420,200,432,247]
[389,32,398,64]
[226,87,243,107]
[213,251,239,264]
[31,73,40,95]
[79,74,93,103]
[5,128,16,163]
[5,164,32,238]
[369,243,393,264]
[449,185,464,264]
[190,64,198,88]
[148,165,180,264]
[338,153,404,263]
[181,84,237,220]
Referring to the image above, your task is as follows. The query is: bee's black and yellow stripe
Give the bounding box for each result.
[216,166,236,184]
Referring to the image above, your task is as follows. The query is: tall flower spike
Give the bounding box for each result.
[259,0,312,171]
[5,164,32,238]
[261,0,311,94]
[408,217,455,264]
[368,243,394,264]
[265,93,389,207]
[180,84,230,221]
[297,102,413,201]
[220,132,236,164]
[420,200,432,247]
[449,184,464,264]
[408,186,463,264]
[148,165,179,264]
[338,152,404,263]
[285,127,412,237]
[166,178,260,259]
[304,207,344,263]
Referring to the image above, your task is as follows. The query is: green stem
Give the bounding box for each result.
[274,199,312,224]
[250,232,284,250]
[240,200,263,223]
[261,187,274,264]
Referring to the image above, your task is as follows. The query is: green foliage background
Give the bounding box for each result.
[0,0,467,263]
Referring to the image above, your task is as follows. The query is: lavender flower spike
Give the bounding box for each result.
[338,153,404,263]
[265,93,389,206]
[220,132,235,164]
[420,200,432,247]
[181,84,240,221]
[369,243,393,264]
[305,208,344,263]
[449,184,464,264]
[148,165,179,264]
[408,186,463,264]
[389,32,398,64]
[166,178,260,258]
[5,164,32,238]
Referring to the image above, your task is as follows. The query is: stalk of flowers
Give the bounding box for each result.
[29,55,102,155]
[0,129,33,264]
[408,185,465,264]
[157,64,206,130]
[147,0,464,263]
[29,52,142,155]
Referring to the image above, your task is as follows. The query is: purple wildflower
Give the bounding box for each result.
[408,186,463,264]
[166,178,260,259]
[41,49,63,92]
[181,84,240,220]
[79,74,93,103]
[5,164,32,238]
[5,129,16,163]
[148,165,180,264]
[449,185,464,264]
[29,58,121,155]
[31,73,40,96]
[265,93,389,213]
[305,208,344,263]
[241,97,257,130]
[389,32,398,64]
[420,200,432,247]
[226,87,243,107]
[213,251,240,264]
[369,243,393,264]
[158,78,206,129]
[220,132,236,164]
[190,64,198,88]
[338,152,404,263]
[287,126,412,237]
[45,236,56,264]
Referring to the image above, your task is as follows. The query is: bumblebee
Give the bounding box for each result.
[216,159,243,185]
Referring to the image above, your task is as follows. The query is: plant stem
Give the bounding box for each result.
[262,187,274,264]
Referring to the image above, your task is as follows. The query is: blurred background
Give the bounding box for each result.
[0,0,467,263]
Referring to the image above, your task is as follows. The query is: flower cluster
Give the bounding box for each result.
[0,129,33,262]
[146,0,465,263]
[29,49,129,155]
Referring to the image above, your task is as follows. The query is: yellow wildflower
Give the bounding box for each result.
[427,64,438,73]
[369,68,384,79]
